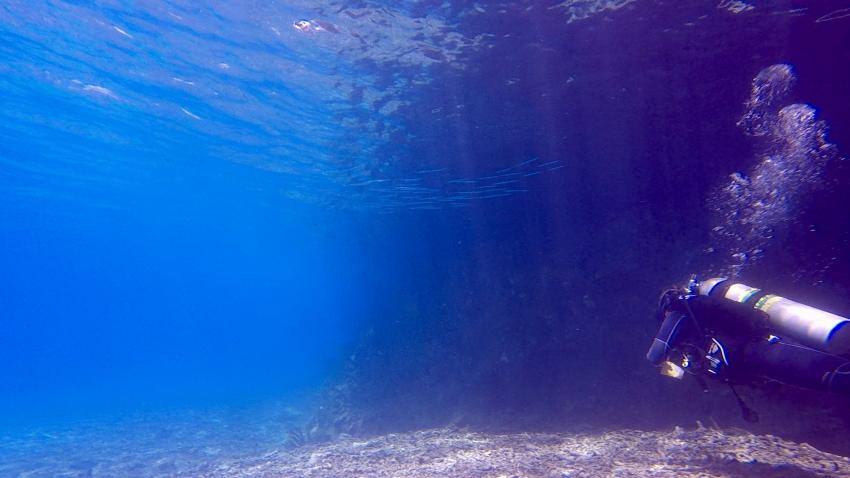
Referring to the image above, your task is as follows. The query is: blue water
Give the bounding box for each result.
[3,0,850,473]
[0,0,429,423]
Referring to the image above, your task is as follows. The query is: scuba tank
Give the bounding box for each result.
[696,277,850,355]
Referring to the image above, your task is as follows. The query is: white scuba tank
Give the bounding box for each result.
[698,278,850,355]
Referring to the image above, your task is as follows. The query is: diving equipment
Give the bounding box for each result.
[696,278,850,355]
[647,275,850,398]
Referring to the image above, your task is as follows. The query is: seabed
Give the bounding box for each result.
[3,421,848,477]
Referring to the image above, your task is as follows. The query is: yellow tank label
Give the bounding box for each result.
[755,294,783,312]
[725,283,761,303]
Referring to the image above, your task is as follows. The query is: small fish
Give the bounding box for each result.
[495,157,539,173]
[181,108,201,120]
[113,26,132,38]
[478,192,513,199]
[416,168,447,174]
[82,84,117,99]
[816,8,850,23]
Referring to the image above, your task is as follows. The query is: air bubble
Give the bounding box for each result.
[710,64,839,276]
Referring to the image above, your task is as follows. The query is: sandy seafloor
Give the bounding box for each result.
[2,408,849,478]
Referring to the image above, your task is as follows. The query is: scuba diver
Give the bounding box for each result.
[647,275,850,422]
